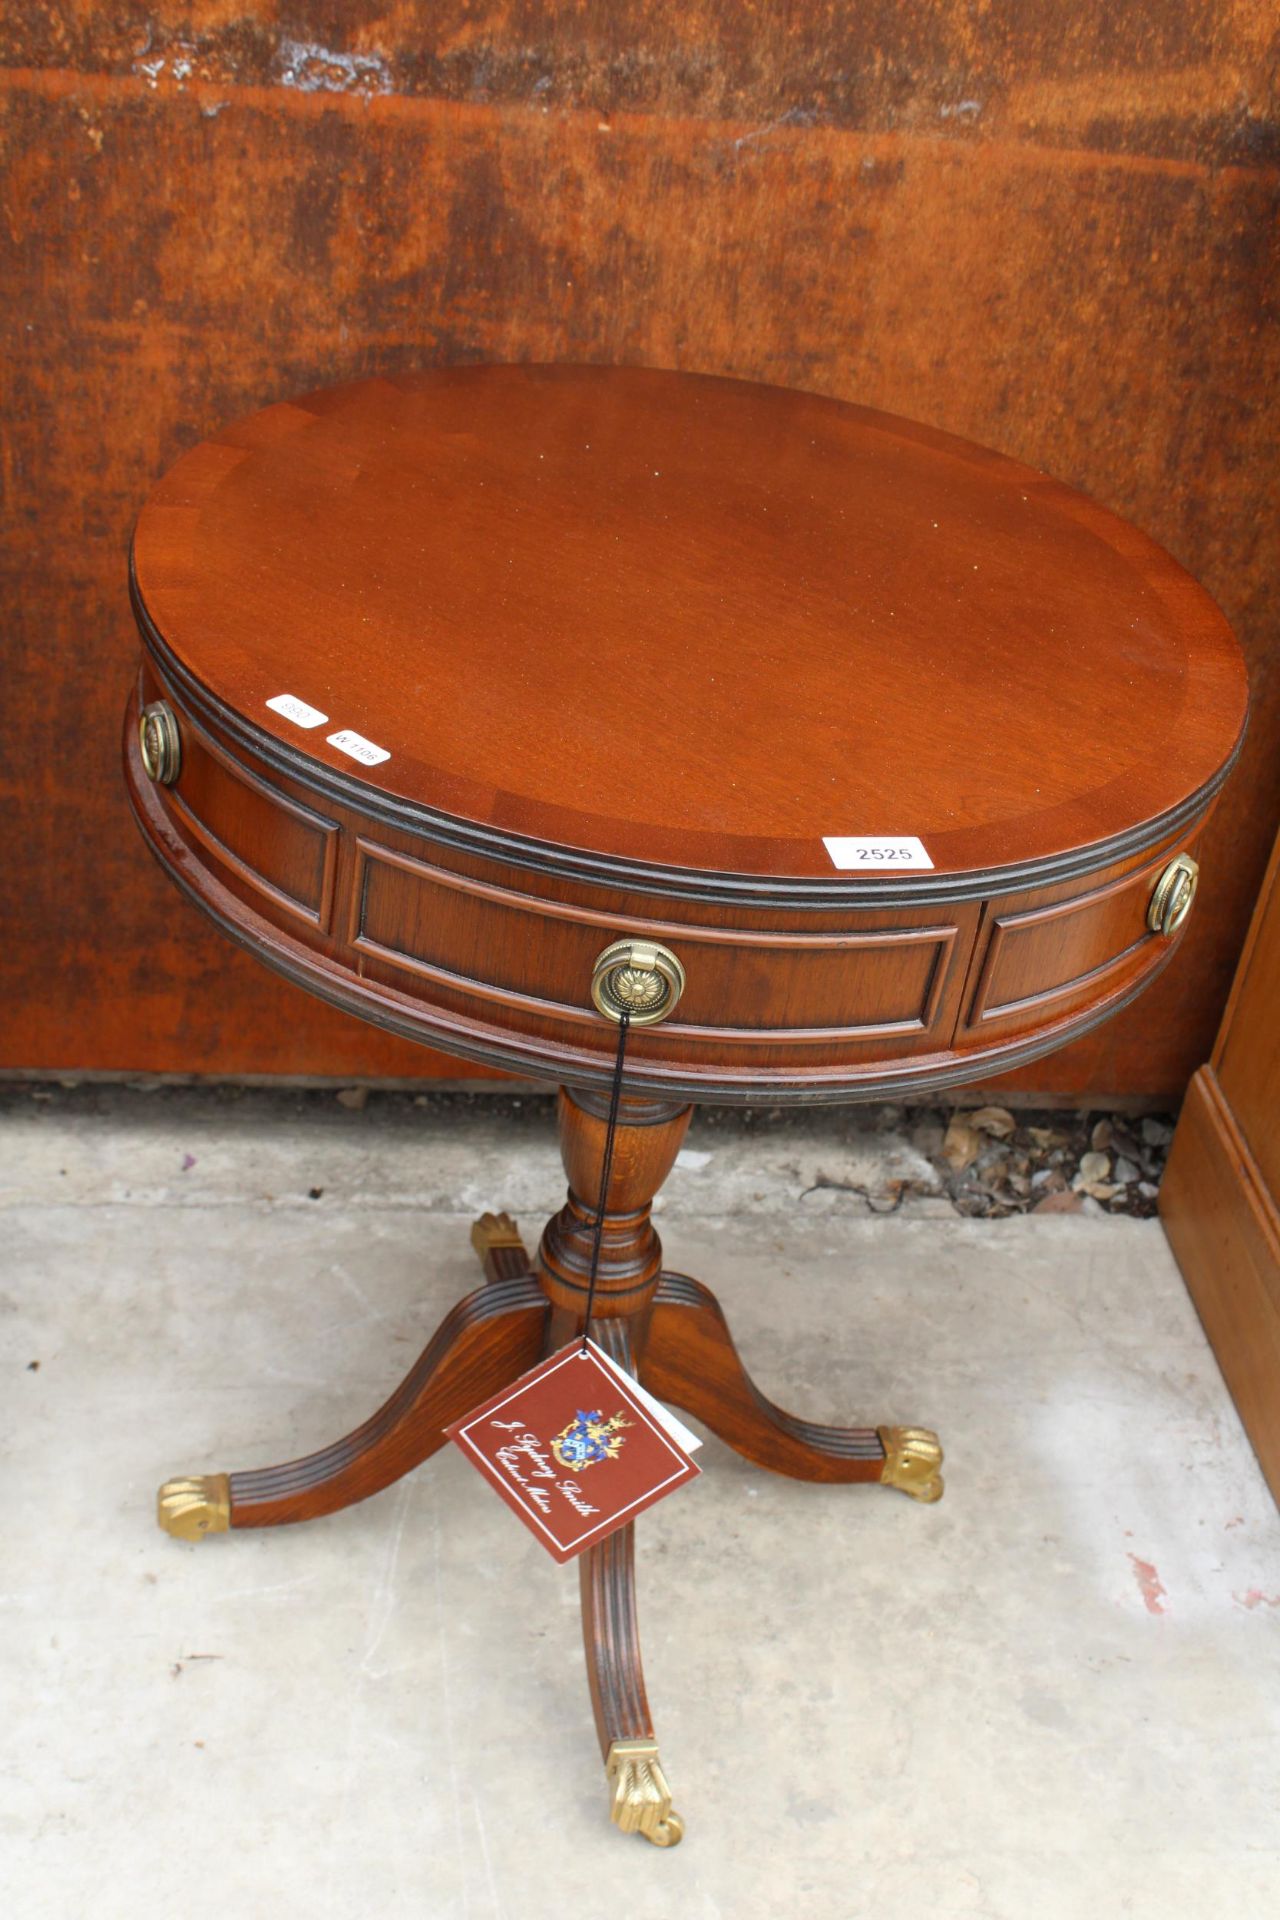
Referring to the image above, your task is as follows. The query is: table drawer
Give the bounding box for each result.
[350,836,982,1061]
[958,838,1201,1044]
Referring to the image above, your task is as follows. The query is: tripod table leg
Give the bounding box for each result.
[644,1272,943,1502]
[157,1274,548,1536]
[581,1524,684,1848]
[574,1314,684,1846]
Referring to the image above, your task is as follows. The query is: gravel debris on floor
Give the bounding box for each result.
[692,1100,1175,1220]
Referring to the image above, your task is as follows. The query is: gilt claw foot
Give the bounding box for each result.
[605,1738,684,1847]
[877,1427,944,1503]
[469,1211,526,1257]
[157,1473,231,1540]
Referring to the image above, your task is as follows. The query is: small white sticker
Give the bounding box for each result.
[327,728,390,767]
[266,692,328,729]
[823,836,934,871]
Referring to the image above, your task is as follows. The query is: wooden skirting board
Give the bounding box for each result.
[1161,1068,1280,1503]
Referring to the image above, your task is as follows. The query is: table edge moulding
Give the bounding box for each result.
[123,363,1248,1846]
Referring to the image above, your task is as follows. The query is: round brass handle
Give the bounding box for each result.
[590,939,686,1026]
[1148,853,1199,937]
[139,701,182,786]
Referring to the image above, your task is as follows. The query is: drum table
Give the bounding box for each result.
[125,366,1247,1846]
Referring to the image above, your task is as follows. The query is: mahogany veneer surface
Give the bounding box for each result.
[126,366,1248,1101]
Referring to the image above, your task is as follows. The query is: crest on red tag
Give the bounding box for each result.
[551,1408,632,1471]
[446,1341,700,1563]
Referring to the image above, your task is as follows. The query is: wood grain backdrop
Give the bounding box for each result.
[2,4,1277,1095]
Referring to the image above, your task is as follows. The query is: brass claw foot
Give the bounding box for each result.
[469,1211,526,1258]
[605,1739,684,1847]
[877,1427,944,1503]
[157,1473,231,1540]
[470,1212,533,1287]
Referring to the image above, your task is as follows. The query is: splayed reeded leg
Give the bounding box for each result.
[157,1273,548,1535]
[577,1318,684,1847]
[581,1524,684,1847]
[643,1272,943,1501]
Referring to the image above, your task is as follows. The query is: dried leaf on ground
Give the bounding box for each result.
[942,1118,981,1171]
[969,1105,1016,1138]
[1090,1118,1114,1151]
[1033,1190,1084,1214]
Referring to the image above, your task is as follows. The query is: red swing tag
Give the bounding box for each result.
[446,1339,701,1564]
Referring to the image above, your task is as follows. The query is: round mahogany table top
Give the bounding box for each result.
[127,366,1247,1102]
[131,364,1245,900]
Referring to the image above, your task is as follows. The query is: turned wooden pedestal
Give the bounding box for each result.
[126,365,1246,1843]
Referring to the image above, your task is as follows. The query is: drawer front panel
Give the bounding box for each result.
[168,722,339,930]
[352,839,977,1048]
[961,841,1196,1040]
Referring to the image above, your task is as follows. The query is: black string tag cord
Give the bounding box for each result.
[581,1009,631,1352]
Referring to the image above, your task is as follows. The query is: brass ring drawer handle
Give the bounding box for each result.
[591,940,685,1025]
[139,700,182,785]
[1148,854,1199,936]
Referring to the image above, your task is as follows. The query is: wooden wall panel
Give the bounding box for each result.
[2,6,1277,1091]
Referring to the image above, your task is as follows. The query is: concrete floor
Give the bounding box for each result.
[2,1087,1279,1920]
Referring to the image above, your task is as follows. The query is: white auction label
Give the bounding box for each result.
[265,692,328,729]
[823,836,934,871]
[327,729,391,767]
